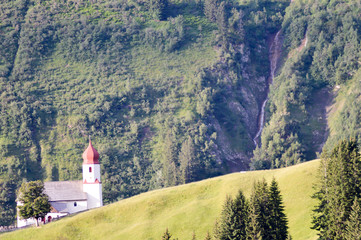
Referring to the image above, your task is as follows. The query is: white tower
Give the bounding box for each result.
[82,139,103,209]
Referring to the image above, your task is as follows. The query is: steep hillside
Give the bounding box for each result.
[252,0,361,169]
[2,0,360,227]
[2,160,320,240]
[0,0,290,225]
[324,68,361,150]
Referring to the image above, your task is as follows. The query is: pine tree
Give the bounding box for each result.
[162,131,179,187]
[311,157,329,237]
[215,191,249,240]
[0,178,17,226]
[214,191,249,240]
[215,1,227,42]
[162,228,172,240]
[214,220,221,239]
[247,201,262,240]
[345,197,361,240]
[204,231,212,240]
[312,140,361,239]
[269,179,288,240]
[250,179,272,240]
[192,231,197,240]
[233,190,249,240]
[214,195,235,240]
[179,136,197,184]
[149,0,169,20]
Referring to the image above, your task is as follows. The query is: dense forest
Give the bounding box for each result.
[0,0,360,226]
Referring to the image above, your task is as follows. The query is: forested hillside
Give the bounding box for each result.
[0,0,289,225]
[252,0,361,169]
[1,0,360,226]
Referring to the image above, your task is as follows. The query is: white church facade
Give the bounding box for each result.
[17,140,103,227]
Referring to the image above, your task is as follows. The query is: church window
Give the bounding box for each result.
[89,167,92,173]
[74,202,77,207]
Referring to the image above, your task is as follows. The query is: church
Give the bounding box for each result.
[17,140,103,227]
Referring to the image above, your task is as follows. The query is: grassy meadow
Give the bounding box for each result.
[2,160,320,240]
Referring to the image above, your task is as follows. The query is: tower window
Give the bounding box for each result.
[89,167,92,173]
[74,202,77,207]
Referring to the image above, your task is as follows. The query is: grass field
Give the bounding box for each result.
[2,160,320,240]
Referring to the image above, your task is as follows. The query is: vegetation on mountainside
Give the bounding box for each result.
[312,139,361,239]
[1,160,319,240]
[252,0,361,169]
[0,0,290,225]
[324,69,361,150]
[1,0,359,227]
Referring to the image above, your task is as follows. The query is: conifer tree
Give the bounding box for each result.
[269,179,288,240]
[179,136,197,184]
[162,131,179,187]
[233,190,249,239]
[345,197,361,240]
[192,231,197,240]
[214,195,235,240]
[0,178,17,226]
[149,0,168,20]
[247,201,262,240]
[162,228,172,240]
[204,231,212,240]
[312,139,361,239]
[250,179,272,240]
[214,220,221,239]
[214,191,249,240]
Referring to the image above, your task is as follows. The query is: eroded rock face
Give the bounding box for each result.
[208,41,269,171]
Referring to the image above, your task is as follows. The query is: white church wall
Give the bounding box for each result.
[83,183,103,209]
[46,212,67,220]
[65,200,88,214]
[17,213,68,228]
[17,216,36,228]
[17,200,88,227]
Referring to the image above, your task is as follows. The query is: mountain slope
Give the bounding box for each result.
[253,0,361,169]
[0,0,290,224]
[2,160,319,240]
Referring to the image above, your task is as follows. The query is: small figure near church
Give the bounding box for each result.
[17,139,103,227]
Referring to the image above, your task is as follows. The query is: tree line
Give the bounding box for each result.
[162,178,289,240]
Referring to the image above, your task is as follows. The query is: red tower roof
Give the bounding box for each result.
[82,139,100,164]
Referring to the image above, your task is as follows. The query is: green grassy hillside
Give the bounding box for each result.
[2,160,319,240]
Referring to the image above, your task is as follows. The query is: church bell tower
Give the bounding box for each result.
[82,139,103,209]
